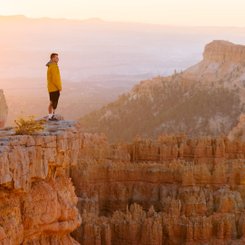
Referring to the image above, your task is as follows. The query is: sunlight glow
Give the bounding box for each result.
[0,0,245,26]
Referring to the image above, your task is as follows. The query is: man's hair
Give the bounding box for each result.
[50,53,58,60]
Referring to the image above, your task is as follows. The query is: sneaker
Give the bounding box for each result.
[48,116,58,121]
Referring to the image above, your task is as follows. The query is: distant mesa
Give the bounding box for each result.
[0,90,8,128]
[0,15,105,24]
[203,40,245,63]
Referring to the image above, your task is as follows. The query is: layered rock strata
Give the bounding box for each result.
[71,133,245,245]
[3,120,245,244]
[0,121,81,244]
[203,40,245,63]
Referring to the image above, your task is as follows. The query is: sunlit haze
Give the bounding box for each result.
[1,0,245,26]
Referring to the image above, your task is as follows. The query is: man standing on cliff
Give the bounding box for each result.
[46,53,62,121]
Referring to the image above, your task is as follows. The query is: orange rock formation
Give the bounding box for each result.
[203,40,245,63]
[71,132,245,245]
[0,121,81,244]
[2,120,245,244]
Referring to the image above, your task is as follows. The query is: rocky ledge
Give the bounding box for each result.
[0,120,82,244]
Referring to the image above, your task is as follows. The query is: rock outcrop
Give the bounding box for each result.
[0,90,8,128]
[80,40,245,142]
[3,119,245,244]
[203,40,245,63]
[70,132,245,245]
[0,121,81,244]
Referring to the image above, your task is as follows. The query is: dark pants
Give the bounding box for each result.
[49,91,60,110]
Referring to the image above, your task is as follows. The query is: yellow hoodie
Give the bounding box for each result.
[46,62,62,92]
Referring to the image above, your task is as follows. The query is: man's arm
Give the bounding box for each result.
[50,66,62,91]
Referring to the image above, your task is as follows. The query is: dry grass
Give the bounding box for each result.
[14,116,45,135]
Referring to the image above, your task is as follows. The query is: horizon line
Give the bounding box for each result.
[1,14,245,29]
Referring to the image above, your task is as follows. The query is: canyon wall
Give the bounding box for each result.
[71,132,245,245]
[2,120,245,244]
[0,90,8,128]
[0,121,82,244]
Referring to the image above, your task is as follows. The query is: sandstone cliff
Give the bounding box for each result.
[203,40,245,63]
[0,121,82,244]
[3,120,245,244]
[70,132,245,245]
[0,90,8,128]
[80,40,245,142]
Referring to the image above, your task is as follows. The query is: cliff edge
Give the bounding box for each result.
[0,120,82,244]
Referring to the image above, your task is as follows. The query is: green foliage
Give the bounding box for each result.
[14,116,45,135]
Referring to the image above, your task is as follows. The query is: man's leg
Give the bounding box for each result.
[48,101,55,119]
[48,102,53,114]
[48,91,59,120]
[52,101,58,118]
[52,91,60,116]
[48,92,54,118]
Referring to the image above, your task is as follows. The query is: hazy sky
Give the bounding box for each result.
[1,0,245,26]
